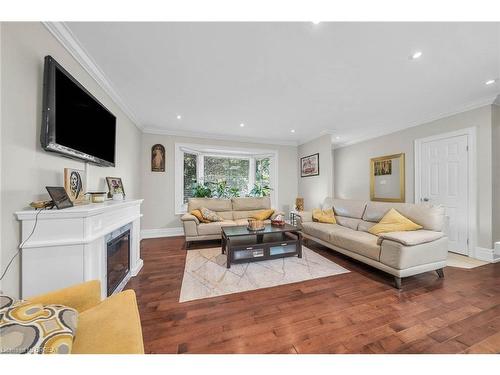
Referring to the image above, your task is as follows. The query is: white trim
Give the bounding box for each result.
[475,247,500,263]
[414,127,477,259]
[143,126,297,146]
[335,97,496,149]
[141,228,184,239]
[174,142,279,215]
[42,22,143,131]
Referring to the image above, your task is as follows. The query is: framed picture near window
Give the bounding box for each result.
[151,144,165,172]
[300,153,320,177]
[106,177,125,198]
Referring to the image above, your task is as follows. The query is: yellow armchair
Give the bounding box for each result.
[27,281,144,354]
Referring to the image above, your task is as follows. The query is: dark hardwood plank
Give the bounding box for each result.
[125,236,500,354]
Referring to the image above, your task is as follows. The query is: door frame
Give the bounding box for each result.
[414,127,477,257]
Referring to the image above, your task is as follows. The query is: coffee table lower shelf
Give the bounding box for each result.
[222,228,302,269]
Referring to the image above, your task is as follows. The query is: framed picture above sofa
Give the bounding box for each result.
[370,153,405,202]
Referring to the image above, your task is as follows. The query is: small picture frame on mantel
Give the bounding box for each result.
[106,177,125,198]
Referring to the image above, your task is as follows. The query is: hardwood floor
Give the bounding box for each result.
[125,236,500,354]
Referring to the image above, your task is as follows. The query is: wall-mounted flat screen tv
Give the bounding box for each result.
[41,55,116,167]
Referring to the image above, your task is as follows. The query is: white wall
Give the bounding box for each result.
[297,135,334,210]
[140,133,298,230]
[0,23,142,297]
[493,104,500,244]
[334,105,493,248]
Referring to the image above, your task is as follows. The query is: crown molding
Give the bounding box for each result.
[42,22,143,131]
[334,96,498,150]
[142,126,298,146]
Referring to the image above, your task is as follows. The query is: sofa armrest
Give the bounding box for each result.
[376,230,444,246]
[28,280,101,313]
[181,213,200,224]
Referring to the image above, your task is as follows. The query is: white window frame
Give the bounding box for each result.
[175,143,279,214]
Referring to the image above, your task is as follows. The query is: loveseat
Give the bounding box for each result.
[297,198,448,288]
[181,197,283,246]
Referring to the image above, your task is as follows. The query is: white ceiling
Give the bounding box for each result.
[64,22,500,146]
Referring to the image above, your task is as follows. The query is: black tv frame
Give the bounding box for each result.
[41,55,116,167]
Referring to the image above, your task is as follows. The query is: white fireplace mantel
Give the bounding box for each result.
[15,199,143,299]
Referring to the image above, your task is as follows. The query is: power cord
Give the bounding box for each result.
[0,207,45,281]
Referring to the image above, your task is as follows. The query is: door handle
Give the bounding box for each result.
[422,197,430,202]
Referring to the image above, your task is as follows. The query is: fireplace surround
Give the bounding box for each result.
[16,199,143,298]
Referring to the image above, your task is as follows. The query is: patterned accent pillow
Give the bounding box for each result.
[0,295,78,354]
[190,209,211,223]
[200,207,223,222]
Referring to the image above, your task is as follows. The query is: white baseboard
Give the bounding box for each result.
[141,227,184,239]
[475,246,500,263]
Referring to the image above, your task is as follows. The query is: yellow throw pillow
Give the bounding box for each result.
[251,209,274,221]
[190,209,210,223]
[312,208,336,224]
[368,208,423,235]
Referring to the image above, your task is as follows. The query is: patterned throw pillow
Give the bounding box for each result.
[200,207,223,222]
[0,295,78,354]
[190,209,211,223]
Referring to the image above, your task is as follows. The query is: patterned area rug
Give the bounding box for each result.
[179,246,350,302]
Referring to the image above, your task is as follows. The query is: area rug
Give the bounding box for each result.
[179,246,350,302]
[447,252,488,269]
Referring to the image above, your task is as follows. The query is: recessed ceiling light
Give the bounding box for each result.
[335,136,341,140]
[176,115,182,120]
[410,51,423,60]
[485,79,498,85]
[312,21,321,25]
[240,123,245,127]
[291,129,295,133]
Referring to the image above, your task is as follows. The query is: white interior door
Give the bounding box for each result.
[418,134,469,255]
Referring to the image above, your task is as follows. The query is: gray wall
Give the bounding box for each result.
[298,135,334,210]
[141,133,298,230]
[334,105,493,248]
[493,104,500,244]
[0,23,142,297]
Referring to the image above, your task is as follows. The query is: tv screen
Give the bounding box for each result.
[41,56,116,167]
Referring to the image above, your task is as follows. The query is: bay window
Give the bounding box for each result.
[175,143,278,213]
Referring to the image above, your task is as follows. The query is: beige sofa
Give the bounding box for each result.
[181,197,283,246]
[297,198,448,288]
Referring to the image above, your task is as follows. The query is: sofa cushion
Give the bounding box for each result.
[335,216,360,230]
[301,222,347,242]
[232,197,270,211]
[72,290,144,354]
[363,202,445,231]
[357,220,376,233]
[368,209,422,235]
[216,211,234,220]
[188,198,232,212]
[377,230,444,246]
[198,220,237,235]
[329,229,381,261]
[332,199,367,219]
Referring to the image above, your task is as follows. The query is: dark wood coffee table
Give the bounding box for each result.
[221,223,302,268]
